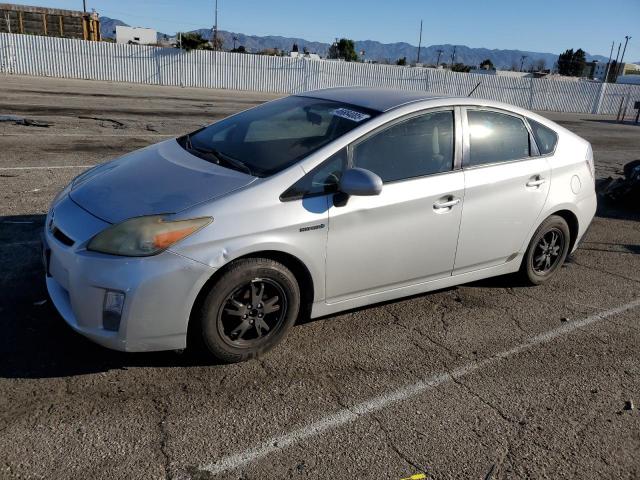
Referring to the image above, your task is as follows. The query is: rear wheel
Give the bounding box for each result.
[200,258,300,363]
[520,215,570,285]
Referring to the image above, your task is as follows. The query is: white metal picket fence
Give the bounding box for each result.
[2,32,639,115]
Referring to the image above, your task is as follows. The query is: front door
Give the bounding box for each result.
[325,109,464,303]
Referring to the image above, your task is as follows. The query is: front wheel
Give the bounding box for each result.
[520,215,571,285]
[199,258,301,363]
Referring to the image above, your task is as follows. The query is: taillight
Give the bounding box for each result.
[585,144,595,181]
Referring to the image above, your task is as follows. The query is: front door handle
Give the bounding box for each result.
[526,177,546,188]
[433,197,461,210]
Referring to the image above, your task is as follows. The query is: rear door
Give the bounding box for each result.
[453,107,551,274]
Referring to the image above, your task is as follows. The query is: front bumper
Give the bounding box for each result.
[43,196,216,352]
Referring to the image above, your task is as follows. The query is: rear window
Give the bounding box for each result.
[178,96,378,177]
[528,119,558,155]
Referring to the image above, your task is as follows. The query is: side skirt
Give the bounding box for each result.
[310,256,523,319]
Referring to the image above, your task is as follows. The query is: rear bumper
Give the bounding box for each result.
[44,196,216,352]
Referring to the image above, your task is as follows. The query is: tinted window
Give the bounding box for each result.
[529,119,558,155]
[466,110,530,166]
[179,96,377,177]
[351,111,454,183]
[281,149,347,200]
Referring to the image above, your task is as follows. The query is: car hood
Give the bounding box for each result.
[70,139,256,224]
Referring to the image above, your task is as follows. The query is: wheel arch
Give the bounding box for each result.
[550,208,579,253]
[187,250,315,348]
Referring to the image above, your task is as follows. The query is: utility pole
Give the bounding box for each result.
[212,0,219,50]
[416,20,423,64]
[232,35,238,50]
[520,55,528,72]
[435,48,443,66]
[611,42,621,81]
[616,35,631,78]
[603,41,614,83]
[450,46,456,68]
[82,0,87,13]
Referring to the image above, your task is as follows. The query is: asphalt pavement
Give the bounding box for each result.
[0,75,639,480]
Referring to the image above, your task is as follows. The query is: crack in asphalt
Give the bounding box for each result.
[572,259,640,284]
[152,398,172,479]
[447,373,518,425]
[369,413,427,474]
[384,305,461,362]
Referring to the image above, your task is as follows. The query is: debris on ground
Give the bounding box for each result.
[0,115,52,127]
[598,160,640,204]
[623,400,634,411]
[145,123,159,132]
[560,317,569,323]
[78,115,126,129]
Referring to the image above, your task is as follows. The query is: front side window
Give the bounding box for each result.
[281,149,347,200]
[466,110,531,167]
[178,96,378,177]
[351,110,454,183]
[528,119,558,155]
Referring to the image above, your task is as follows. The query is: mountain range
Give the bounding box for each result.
[100,16,613,70]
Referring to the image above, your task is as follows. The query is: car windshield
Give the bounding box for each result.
[177,95,379,177]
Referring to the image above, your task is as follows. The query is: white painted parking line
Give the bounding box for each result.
[198,297,640,476]
[0,165,93,171]
[0,241,40,248]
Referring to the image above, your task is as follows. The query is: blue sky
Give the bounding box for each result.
[9,0,640,60]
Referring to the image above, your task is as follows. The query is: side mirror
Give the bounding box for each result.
[338,168,383,196]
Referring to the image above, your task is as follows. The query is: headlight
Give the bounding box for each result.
[87,215,212,257]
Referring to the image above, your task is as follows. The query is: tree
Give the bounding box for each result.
[451,63,471,73]
[231,45,246,53]
[479,58,494,70]
[211,35,224,51]
[327,38,358,61]
[557,48,586,76]
[177,32,209,51]
[292,43,299,53]
[396,56,407,66]
[533,58,546,71]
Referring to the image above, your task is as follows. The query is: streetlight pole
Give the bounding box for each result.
[416,20,423,64]
[616,35,631,78]
[435,49,443,67]
[82,0,86,13]
[450,46,456,68]
[212,0,219,50]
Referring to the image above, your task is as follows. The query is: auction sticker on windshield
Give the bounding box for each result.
[331,108,371,122]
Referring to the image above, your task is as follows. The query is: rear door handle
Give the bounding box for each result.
[526,177,546,187]
[433,197,461,210]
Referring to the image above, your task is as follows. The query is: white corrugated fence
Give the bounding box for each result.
[1,32,639,115]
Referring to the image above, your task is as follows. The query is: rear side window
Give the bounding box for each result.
[351,110,454,183]
[528,119,558,155]
[466,110,530,167]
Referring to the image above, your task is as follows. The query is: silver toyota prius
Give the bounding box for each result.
[43,87,597,362]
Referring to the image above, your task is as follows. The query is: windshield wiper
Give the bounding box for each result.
[182,138,253,176]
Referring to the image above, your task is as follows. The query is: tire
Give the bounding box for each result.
[519,215,571,285]
[199,258,301,363]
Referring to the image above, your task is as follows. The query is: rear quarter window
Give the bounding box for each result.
[528,119,558,155]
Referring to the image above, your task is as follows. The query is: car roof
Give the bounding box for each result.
[297,87,449,112]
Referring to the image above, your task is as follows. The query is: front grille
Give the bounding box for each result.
[52,226,74,247]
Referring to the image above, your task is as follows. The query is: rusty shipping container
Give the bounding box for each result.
[0,3,100,41]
